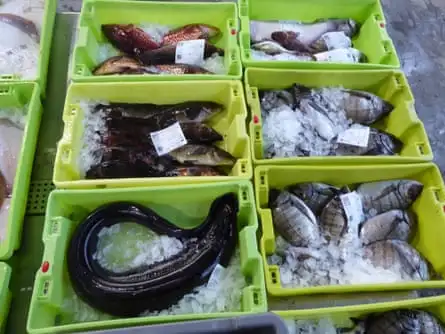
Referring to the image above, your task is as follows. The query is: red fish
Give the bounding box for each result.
[162,24,221,46]
[101,24,160,55]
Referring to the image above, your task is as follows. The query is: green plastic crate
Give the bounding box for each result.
[27,181,266,334]
[0,263,11,333]
[0,0,56,97]
[245,68,432,165]
[275,295,445,330]
[255,163,445,296]
[53,80,251,189]
[239,0,399,69]
[71,0,241,82]
[0,83,43,260]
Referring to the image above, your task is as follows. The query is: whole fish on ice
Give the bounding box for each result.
[364,239,430,281]
[102,24,160,55]
[359,209,417,245]
[365,309,445,334]
[319,195,349,241]
[269,189,321,247]
[288,182,341,216]
[93,56,152,76]
[167,144,236,166]
[250,18,359,45]
[356,180,423,217]
[161,24,221,46]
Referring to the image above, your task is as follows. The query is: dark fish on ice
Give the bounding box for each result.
[167,144,236,166]
[145,64,212,75]
[260,89,296,112]
[287,182,342,216]
[359,209,417,245]
[365,309,445,334]
[101,24,160,55]
[269,189,320,247]
[0,13,39,41]
[97,101,223,124]
[319,195,349,241]
[364,239,430,281]
[271,31,314,53]
[179,123,223,144]
[138,42,223,65]
[291,84,394,125]
[250,18,359,44]
[356,180,423,217]
[335,127,403,156]
[165,166,224,177]
[67,193,238,316]
[93,56,153,76]
[162,24,221,46]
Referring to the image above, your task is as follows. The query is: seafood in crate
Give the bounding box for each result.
[239,0,399,69]
[256,164,445,296]
[27,182,266,333]
[72,0,241,81]
[54,81,250,188]
[250,18,365,64]
[0,0,46,79]
[94,23,226,76]
[80,101,236,179]
[260,84,401,159]
[246,68,432,164]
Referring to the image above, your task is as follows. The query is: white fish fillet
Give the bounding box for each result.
[0,120,24,193]
[0,197,11,242]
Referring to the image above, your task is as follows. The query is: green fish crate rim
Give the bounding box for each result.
[53,80,251,189]
[238,0,400,70]
[273,294,445,327]
[0,83,43,260]
[0,0,57,97]
[27,181,267,334]
[0,263,12,333]
[70,0,242,82]
[255,163,445,296]
[245,68,433,165]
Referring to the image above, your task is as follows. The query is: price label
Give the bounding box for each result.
[340,191,364,227]
[207,264,225,288]
[150,122,187,156]
[321,31,352,50]
[175,39,205,66]
[337,126,370,147]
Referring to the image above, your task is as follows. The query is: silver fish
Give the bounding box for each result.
[260,90,295,113]
[292,85,394,126]
[288,182,341,216]
[310,31,352,53]
[356,180,423,217]
[252,40,297,55]
[313,47,365,63]
[359,210,417,245]
[364,240,430,281]
[335,127,403,156]
[319,196,348,241]
[366,310,445,334]
[250,18,358,45]
[167,145,236,166]
[270,190,320,247]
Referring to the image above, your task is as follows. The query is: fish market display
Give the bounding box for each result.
[267,179,433,288]
[284,309,445,333]
[260,84,402,158]
[94,23,226,76]
[0,108,26,242]
[79,100,237,179]
[0,0,45,79]
[250,18,365,63]
[67,194,242,316]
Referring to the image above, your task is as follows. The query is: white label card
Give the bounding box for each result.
[314,48,360,63]
[207,264,225,288]
[337,126,370,148]
[340,191,364,227]
[150,122,187,156]
[175,39,205,66]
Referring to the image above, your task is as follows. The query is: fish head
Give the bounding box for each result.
[399,180,424,204]
[101,24,134,51]
[199,24,221,40]
[268,188,284,208]
[200,102,224,121]
[337,19,360,38]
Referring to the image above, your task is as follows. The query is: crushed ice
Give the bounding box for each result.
[284,318,339,334]
[262,94,352,157]
[0,0,45,79]
[77,100,106,178]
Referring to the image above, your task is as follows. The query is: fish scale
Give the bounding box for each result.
[319,196,348,240]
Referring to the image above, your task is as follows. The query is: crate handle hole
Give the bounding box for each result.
[61,148,71,164]
[270,269,278,284]
[233,89,239,97]
[241,162,247,174]
[228,19,235,28]
[75,65,84,75]
[0,87,11,95]
[244,50,250,59]
[242,190,248,201]
[255,131,260,140]
[253,291,259,305]
[251,90,257,100]
[260,174,265,185]
[96,184,107,189]
[417,143,425,155]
